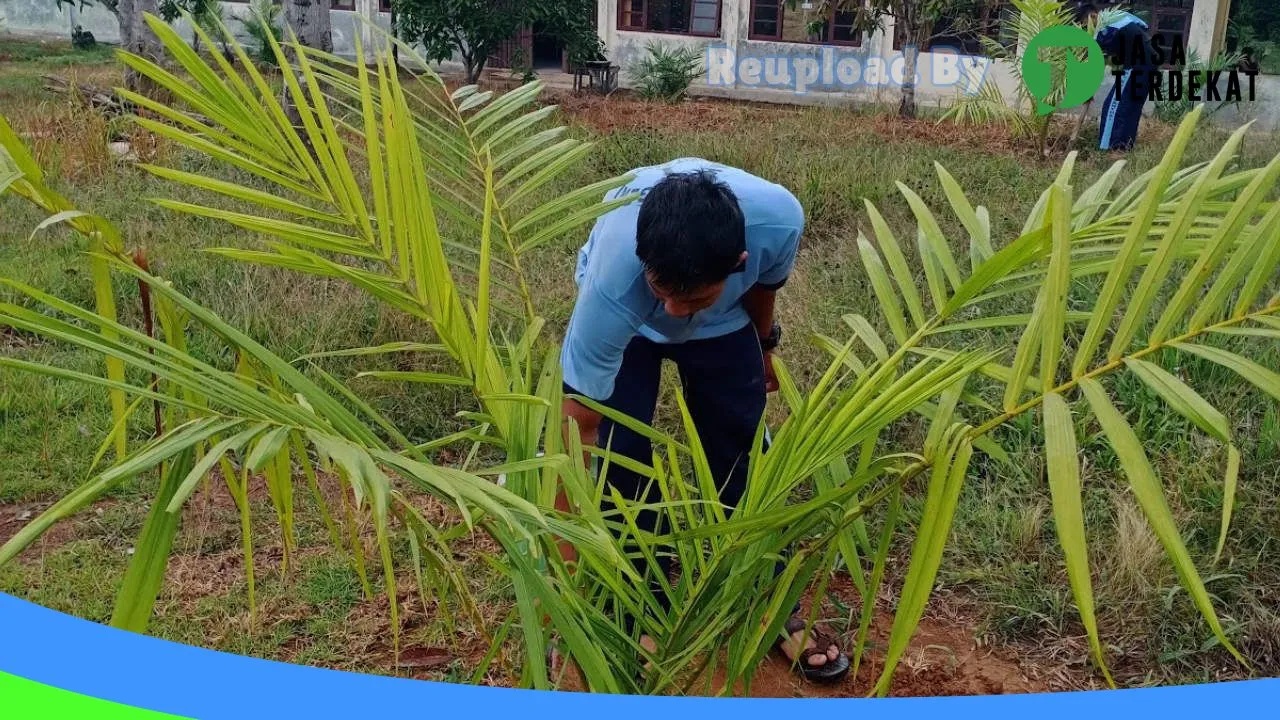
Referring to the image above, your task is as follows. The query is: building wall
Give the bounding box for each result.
[594,0,1277,131]
[2,0,1273,131]
[0,0,368,58]
[600,0,1026,107]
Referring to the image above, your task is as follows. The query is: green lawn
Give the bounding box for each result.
[2,35,1280,694]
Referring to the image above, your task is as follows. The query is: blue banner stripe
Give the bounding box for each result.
[0,593,1275,718]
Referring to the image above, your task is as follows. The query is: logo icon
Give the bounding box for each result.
[1022,26,1105,115]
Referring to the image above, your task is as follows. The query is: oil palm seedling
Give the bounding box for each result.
[940,0,1130,155]
[1,11,1277,696]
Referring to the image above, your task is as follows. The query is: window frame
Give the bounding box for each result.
[893,0,1009,55]
[747,1,862,47]
[617,0,724,38]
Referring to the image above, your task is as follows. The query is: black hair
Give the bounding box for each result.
[1074,2,1102,22]
[635,169,746,294]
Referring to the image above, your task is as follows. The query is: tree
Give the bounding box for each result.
[55,0,165,93]
[1227,0,1280,72]
[278,0,331,140]
[395,0,602,84]
[883,0,1005,118]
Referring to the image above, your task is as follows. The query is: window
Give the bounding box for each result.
[332,0,355,10]
[1140,1,1193,57]
[620,0,645,29]
[749,1,861,47]
[894,0,1009,55]
[618,0,723,37]
[379,0,392,11]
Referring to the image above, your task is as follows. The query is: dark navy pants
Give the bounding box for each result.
[566,322,773,617]
[1099,69,1148,151]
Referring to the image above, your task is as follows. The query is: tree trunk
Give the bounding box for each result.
[285,0,334,53]
[898,44,918,119]
[468,56,487,84]
[282,0,333,140]
[390,1,399,68]
[114,0,164,96]
[461,47,487,84]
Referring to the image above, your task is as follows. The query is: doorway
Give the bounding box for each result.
[489,25,570,73]
[531,24,567,71]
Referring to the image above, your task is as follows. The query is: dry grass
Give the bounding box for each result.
[12,98,114,181]
[1104,497,1171,598]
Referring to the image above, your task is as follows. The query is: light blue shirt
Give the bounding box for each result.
[561,158,804,401]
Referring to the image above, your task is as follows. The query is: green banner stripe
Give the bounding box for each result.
[0,671,192,719]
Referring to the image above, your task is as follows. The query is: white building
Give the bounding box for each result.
[573,0,1239,107]
[3,0,1272,128]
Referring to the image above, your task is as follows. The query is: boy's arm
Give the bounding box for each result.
[555,274,642,564]
[748,193,804,392]
[743,286,780,392]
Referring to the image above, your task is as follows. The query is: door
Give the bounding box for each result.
[489,26,534,70]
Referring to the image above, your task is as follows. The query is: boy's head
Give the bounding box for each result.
[1075,1,1106,23]
[636,169,748,318]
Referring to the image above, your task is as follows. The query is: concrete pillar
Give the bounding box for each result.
[869,4,896,104]
[1188,0,1232,59]
[721,0,742,50]
[868,2,891,59]
[356,0,375,61]
[600,0,617,58]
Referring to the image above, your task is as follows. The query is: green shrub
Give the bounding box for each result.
[1152,49,1247,124]
[238,0,284,65]
[630,42,703,102]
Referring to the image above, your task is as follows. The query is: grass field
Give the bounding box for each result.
[2,34,1280,695]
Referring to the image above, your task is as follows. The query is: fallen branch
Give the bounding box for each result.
[1068,98,1094,150]
[42,74,130,115]
[41,73,212,126]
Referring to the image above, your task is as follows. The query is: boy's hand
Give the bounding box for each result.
[764,350,779,393]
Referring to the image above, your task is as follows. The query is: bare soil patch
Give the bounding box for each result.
[742,611,1046,698]
[540,88,1051,159]
[0,499,117,548]
[3,483,1059,697]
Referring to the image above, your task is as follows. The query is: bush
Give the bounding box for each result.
[630,42,702,102]
[1151,49,1246,124]
[238,0,284,65]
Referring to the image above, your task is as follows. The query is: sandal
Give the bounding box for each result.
[775,616,850,684]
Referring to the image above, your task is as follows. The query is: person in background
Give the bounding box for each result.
[1080,2,1157,151]
[556,158,851,683]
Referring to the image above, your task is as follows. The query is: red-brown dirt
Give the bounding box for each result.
[539,88,1046,158]
[741,608,1046,698]
[0,499,115,548]
[3,485,1055,697]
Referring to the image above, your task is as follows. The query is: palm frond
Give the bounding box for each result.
[851,106,1275,688]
